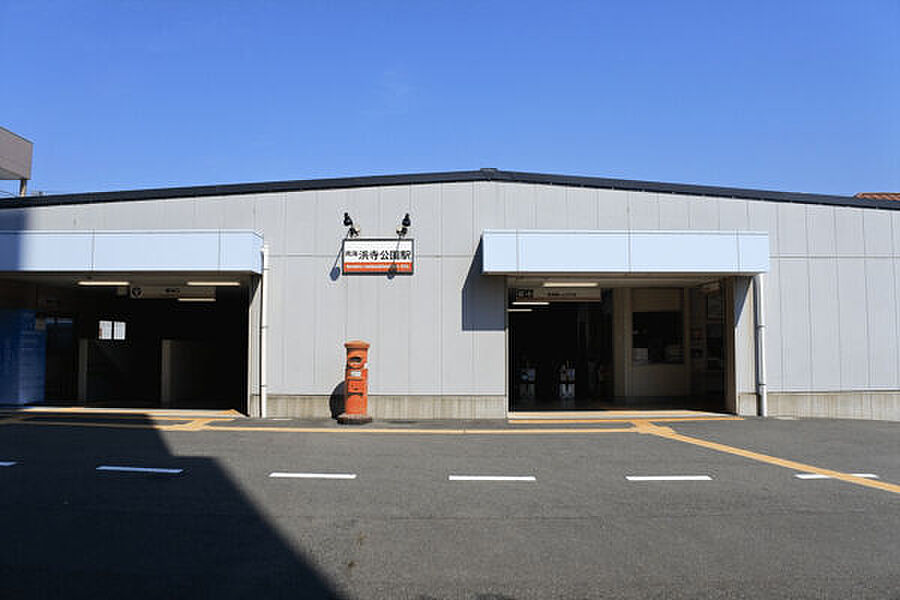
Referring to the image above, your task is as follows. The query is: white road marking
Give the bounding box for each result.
[795,473,879,480]
[0,461,17,467]
[448,475,536,482]
[269,472,357,479]
[268,418,292,421]
[626,475,713,481]
[96,465,183,474]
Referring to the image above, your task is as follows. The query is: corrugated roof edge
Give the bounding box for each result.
[1,168,895,211]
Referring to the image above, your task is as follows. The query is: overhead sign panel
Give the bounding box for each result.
[342,239,414,275]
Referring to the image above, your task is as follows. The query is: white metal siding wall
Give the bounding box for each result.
[12,181,900,399]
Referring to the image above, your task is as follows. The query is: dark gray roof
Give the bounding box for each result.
[1,168,894,210]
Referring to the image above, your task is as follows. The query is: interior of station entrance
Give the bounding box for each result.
[0,275,249,411]
[508,282,726,412]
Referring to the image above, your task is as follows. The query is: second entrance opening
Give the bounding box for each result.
[508,283,727,413]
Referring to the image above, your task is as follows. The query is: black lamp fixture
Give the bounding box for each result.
[397,213,411,237]
[343,212,360,237]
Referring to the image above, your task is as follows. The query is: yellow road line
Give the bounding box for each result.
[202,425,638,435]
[633,421,900,496]
[168,418,223,431]
[507,417,741,425]
[3,418,635,434]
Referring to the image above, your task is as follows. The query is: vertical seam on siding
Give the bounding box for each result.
[805,207,813,393]
[833,208,842,391]
[892,214,899,390]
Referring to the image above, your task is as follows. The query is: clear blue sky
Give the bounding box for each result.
[1,1,898,197]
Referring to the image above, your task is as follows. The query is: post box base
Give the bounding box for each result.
[336,413,373,425]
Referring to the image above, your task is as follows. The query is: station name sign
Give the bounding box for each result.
[342,239,414,275]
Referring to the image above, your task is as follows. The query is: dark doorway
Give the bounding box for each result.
[42,315,77,402]
[509,293,613,411]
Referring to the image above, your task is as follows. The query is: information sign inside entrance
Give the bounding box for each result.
[342,239,414,275]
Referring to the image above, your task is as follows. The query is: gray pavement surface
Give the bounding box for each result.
[0,414,897,599]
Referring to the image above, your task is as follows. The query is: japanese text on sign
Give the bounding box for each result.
[342,239,414,274]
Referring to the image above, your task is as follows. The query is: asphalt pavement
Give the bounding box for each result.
[0,414,897,599]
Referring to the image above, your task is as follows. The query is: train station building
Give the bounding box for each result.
[1,166,899,421]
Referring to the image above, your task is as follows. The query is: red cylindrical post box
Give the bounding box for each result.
[338,340,372,424]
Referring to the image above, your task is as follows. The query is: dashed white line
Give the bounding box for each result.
[626,475,713,481]
[795,473,879,480]
[96,465,183,474]
[448,475,536,482]
[269,472,357,479]
[0,461,17,467]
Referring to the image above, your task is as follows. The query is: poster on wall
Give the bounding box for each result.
[342,239,414,274]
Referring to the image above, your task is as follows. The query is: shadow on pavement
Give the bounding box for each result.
[0,410,343,599]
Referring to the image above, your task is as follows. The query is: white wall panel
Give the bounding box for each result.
[806,205,835,256]
[254,193,286,254]
[266,256,290,391]
[189,195,225,228]
[313,256,348,391]
[865,258,897,388]
[158,199,196,229]
[0,207,29,230]
[808,259,841,390]
[102,200,166,229]
[441,183,474,255]
[596,189,628,229]
[765,260,783,390]
[501,183,536,230]
[748,200,779,256]
[863,210,893,256]
[377,186,411,239]
[534,185,567,229]
[279,257,316,393]
[688,197,719,229]
[471,267,506,395]
[835,207,865,256]
[440,257,474,394]
[565,188,598,230]
[338,187,380,252]
[837,258,869,389]
[893,213,900,255]
[628,192,659,229]
[283,189,318,255]
[895,259,900,388]
[408,257,442,394]
[473,181,505,235]
[375,273,412,395]
[410,184,442,257]
[346,275,380,355]
[30,205,101,230]
[777,203,807,257]
[217,196,256,229]
[718,199,748,230]
[658,195,690,229]
[778,259,811,390]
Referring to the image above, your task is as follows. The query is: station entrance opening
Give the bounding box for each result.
[0,273,251,412]
[508,280,727,412]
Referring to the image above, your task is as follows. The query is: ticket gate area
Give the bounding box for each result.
[0,275,250,412]
[507,286,727,412]
[509,298,614,411]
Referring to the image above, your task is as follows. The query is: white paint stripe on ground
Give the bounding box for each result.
[0,461,17,467]
[448,475,536,482]
[96,465,183,474]
[795,473,879,480]
[626,475,712,481]
[269,472,357,479]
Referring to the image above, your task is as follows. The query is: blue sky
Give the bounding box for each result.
[1,1,898,197]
